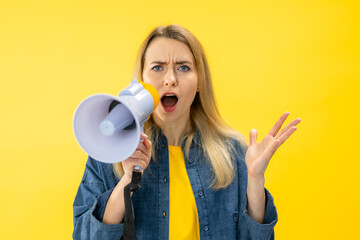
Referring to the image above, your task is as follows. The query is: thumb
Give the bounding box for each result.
[249,129,257,146]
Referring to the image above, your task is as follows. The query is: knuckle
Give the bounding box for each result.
[134,150,142,157]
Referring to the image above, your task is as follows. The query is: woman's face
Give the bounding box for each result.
[142,37,198,126]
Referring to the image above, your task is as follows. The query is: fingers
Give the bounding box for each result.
[143,138,152,158]
[275,113,301,147]
[267,139,281,160]
[136,141,148,155]
[276,118,301,139]
[136,134,151,155]
[140,132,148,141]
[127,157,148,170]
[268,112,290,137]
[122,134,152,177]
[249,129,258,146]
[134,134,152,164]
[132,142,152,166]
[130,149,150,162]
[277,126,298,147]
[250,112,301,149]
[122,151,150,176]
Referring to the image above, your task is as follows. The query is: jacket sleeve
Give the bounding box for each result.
[72,157,124,239]
[239,188,278,240]
[235,140,278,239]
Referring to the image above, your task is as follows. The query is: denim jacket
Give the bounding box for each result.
[73,130,278,239]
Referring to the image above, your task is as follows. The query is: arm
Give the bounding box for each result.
[73,133,152,239]
[237,112,301,239]
[72,157,124,240]
[236,143,278,240]
[246,176,266,224]
[102,133,151,224]
[245,112,300,223]
[101,175,131,225]
[239,186,278,240]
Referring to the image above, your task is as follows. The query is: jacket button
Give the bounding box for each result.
[162,144,165,149]
[189,158,193,163]
[163,211,166,217]
[204,226,209,231]
[163,177,167,183]
[199,191,203,196]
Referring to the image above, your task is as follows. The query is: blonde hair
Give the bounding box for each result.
[113,25,247,189]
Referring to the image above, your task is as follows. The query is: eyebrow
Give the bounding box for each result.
[149,60,193,65]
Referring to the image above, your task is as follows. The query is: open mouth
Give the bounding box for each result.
[161,94,178,112]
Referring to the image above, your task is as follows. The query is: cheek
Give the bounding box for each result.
[183,82,198,103]
[142,71,151,84]
[143,72,162,90]
[188,76,198,95]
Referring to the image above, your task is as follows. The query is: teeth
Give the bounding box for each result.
[164,94,176,97]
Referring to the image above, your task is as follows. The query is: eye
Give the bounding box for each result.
[152,65,163,71]
[179,65,190,72]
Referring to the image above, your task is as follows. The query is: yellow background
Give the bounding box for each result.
[1,0,359,239]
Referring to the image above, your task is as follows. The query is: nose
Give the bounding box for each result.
[163,68,177,87]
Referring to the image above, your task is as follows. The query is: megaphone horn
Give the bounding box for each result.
[73,79,159,164]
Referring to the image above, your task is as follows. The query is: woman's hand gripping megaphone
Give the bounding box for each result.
[121,132,152,182]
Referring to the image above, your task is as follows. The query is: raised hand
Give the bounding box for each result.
[245,112,301,180]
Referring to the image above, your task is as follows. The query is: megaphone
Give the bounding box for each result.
[73,79,159,164]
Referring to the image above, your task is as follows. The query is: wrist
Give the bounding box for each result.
[247,174,265,196]
[120,174,132,187]
[112,175,132,194]
[248,173,265,185]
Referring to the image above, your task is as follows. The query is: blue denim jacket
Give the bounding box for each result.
[73,130,278,239]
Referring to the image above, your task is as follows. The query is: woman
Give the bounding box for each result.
[73,25,301,239]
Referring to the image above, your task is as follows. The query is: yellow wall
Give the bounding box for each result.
[1,0,359,239]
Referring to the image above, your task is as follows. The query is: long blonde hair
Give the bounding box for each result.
[114,25,247,189]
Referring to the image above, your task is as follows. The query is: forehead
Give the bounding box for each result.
[144,37,194,63]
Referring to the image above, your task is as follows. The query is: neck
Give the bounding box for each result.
[153,115,192,146]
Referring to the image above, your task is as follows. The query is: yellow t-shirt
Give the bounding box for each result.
[169,145,200,240]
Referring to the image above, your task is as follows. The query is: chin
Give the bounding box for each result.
[153,109,185,124]
[158,113,179,123]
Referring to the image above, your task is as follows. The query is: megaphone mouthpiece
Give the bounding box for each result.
[99,103,134,136]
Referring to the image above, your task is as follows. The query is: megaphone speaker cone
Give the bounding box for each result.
[73,94,141,163]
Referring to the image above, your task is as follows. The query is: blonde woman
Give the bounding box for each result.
[73,25,301,239]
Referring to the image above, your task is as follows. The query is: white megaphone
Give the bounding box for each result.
[73,79,159,164]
